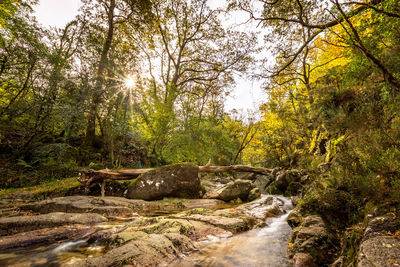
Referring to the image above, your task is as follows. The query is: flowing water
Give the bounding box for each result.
[171,195,294,267]
[0,195,293,267]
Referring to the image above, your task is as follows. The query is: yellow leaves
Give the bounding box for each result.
[382,242,393,248]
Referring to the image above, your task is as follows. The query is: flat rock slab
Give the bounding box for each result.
[67,233,195,267]
[0,212,107,236]
[0,225,94,250]
[358,236,400,267]
[21,196,227,218]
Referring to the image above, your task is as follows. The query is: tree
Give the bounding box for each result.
[125,0,255,163]
[231,0,400,89]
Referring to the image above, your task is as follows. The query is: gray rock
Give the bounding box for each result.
[357,236,400,267]
[22,196,226,218]
[253,174,274,193]
[127,163,200,200]
[357,214,400,267]
[364,215,400,240]
[288,215,334,265]
[293,253,318,267]
[233,172,257,180]
[217,179,254,202]
[0,212,107,236]
[248,188,261,201]
[0,225,94,250]
[275,170,302,192]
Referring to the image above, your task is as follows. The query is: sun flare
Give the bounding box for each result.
[124,76,135,88]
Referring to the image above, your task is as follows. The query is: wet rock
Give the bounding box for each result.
[182,214,251,233]
[127,163,200,200]
[293,253,318,267]
[265,204,284,218]
[0,212,107,236]
[217,179,254,202]
[68,233,195,267]
[358,236,400,267]
[0,225,93,250]
[248,188,261,201]
[253,174,274,193]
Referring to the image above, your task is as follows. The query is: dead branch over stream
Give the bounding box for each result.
[79,165,272,197]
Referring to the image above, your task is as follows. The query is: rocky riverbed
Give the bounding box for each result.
[0,194,293,266]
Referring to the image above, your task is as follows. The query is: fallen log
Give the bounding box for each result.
[199,165,272,175]
[79,164,272,197]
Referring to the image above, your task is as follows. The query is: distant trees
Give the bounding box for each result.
[0,0,257,186]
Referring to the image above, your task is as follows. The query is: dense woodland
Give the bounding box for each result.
[1,0,400,254]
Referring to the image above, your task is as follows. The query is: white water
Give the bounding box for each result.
[51,239,87,253]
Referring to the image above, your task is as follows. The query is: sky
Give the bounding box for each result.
[34,0,267,116]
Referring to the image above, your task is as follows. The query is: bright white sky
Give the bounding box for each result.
[34,0,267,116]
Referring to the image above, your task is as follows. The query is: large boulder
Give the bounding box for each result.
[127,163,200,201]
[275,169,302,193]
[217,179,254,202]
[357,214,400,267]
[358,236,400,267]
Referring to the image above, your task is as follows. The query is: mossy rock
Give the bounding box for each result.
[126,163,200,201]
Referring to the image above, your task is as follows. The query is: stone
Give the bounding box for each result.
[265,204,284,218]
[233,172,257,180]
[21,196,227,218]
[217,179,254,202]
[363,215,400,240]
[127,163,200,200]
[288,215,334,265]
[357,236,400,267]
[0,225,94,250]
[287,207,303,228]
[293,253,318,267]
[248,188,261,201]
[357,213,400,267]
[0,212,107,236]
[67,233,195,267]
[253,174,274,193]
[275,170,302,192]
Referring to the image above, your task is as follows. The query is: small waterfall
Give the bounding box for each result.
[51,239,87,253]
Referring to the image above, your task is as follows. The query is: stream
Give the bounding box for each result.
[170,195,293,267]
[0,195,293,267]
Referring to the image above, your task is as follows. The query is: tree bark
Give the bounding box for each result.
[86,0,116,146]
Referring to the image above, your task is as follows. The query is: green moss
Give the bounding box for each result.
[128,177,139,187]
[0,177,81,198]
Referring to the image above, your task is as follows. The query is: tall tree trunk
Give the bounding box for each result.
[86,0,116,147]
